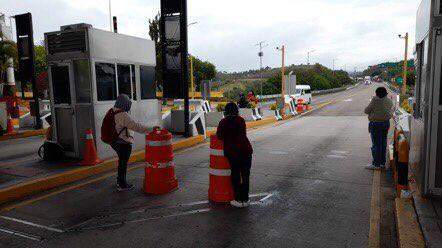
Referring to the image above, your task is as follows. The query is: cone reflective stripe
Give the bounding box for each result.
[210,148,224,156]
[80,129,101,166]
[209,135,234,202]
[145,127,174,165]
[209,168,231,176]
[148,139,173,147]
[144,127,178,195]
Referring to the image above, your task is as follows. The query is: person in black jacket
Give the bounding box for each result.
[217,102,253,208]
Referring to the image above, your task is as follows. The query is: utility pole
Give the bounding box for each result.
[307,49,315,65]
[188,22,197,100]
[109,0,112,32]
[398,32,409,96]
[332,58,338,75]
[255,41,268,98]
[277,45,286,115]
[190,56,194,99]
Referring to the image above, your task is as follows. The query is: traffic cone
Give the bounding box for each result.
[80,129,101,166]
[6,116,15,134]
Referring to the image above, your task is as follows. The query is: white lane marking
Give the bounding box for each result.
[269,151,288,155]
[330,150,349,155]
[74,192,276,231]
[0,227,42,241]
[79,208,212,231]
[344,99,353,102]
[326,154,346,159]
[0,215,63,233]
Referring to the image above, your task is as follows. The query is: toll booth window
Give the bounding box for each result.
[131,65,137,100]
[96,63,117,101]
[74,60,91,103]
[305,89,311,94]
[117,64,132,98]
[140,65,156,99]
[51,65,71,104]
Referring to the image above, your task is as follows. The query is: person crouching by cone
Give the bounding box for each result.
[101,94,151,191]
[216,102,253,208]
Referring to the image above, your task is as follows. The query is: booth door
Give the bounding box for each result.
[49,63,78,158]
[429,31,442,194]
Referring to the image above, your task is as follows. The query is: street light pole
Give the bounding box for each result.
[188,21,197,100]
[398,32,409,96]
[277,45,286,115]
[332,58,338,75]
[256,41,268,98]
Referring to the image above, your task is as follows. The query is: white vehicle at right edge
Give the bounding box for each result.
[292,85,312,105]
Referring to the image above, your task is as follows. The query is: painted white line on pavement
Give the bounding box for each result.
[0,215,63,233]
[0,227,42,241]
[326,154,347,159]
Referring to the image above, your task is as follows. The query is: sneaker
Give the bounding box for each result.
[365,165,380,170]
[230,200,244,208]
[116,183,135,192]
[241,200,250,207]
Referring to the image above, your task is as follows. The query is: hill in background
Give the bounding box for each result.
[215,63,353,100]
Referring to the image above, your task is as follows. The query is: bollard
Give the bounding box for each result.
[396,133,409,193]
[296,99,304,113]
[80,129,102,166]
[208,135,234,202]
[144,127,178,195]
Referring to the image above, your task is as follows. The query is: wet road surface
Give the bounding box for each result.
[0,83,394,247]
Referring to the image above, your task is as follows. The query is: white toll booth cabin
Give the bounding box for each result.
[45,24,161,160]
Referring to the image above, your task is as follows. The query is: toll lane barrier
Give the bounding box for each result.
[209,135,233,202]
[144,128,178,195]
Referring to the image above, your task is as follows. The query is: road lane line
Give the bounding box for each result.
[0,227,42,241]
[0,215,63,233]
[368,170,381,248]
[73,193,276,231]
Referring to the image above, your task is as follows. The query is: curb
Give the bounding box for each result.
[395,198,426,248]
[0,129,46,141]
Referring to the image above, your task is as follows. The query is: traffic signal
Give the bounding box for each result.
[14,13,35,83]
[160,0,188,99]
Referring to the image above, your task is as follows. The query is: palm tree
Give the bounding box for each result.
[0,30,18,96]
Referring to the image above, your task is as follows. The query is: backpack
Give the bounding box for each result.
[38,141,65,162]
[101,109,125,144]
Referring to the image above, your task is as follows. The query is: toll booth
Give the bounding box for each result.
[45,23,160,160]
[411,0,442,196]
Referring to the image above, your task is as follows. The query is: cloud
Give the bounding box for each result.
[2,0,420,72]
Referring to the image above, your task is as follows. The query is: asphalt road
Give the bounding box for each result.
[0,83,393,247]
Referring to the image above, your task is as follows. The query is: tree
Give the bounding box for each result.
[189,55,216,91]
[0,31,18,97]
[148,13,162,89]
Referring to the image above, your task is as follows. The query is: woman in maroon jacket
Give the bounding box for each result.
[217,102,253,208]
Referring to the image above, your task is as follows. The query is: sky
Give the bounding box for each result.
[2,0,420,72]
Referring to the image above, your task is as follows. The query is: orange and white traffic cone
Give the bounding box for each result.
[80,129,101,166]
[6,116,15,134]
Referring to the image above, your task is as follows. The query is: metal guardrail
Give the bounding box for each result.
[257,84,355,101]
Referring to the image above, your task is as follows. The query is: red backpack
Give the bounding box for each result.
[101,109,125,144]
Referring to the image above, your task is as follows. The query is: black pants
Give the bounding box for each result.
[111,141,132,186]
[227,155,252,202]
